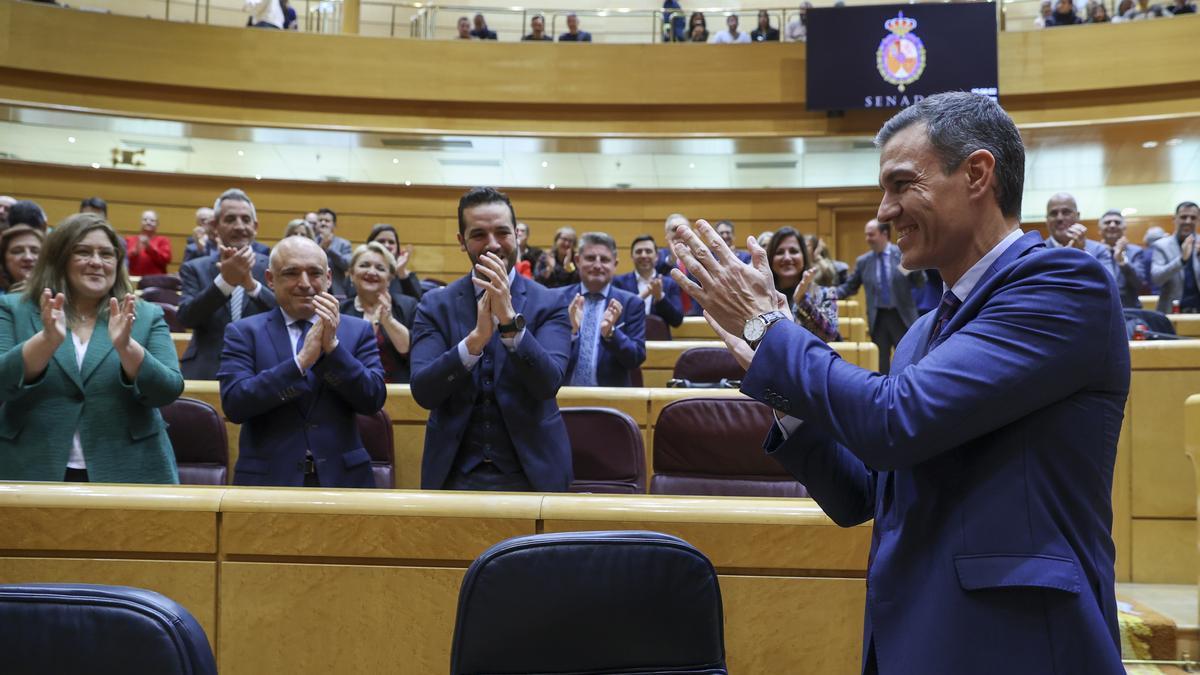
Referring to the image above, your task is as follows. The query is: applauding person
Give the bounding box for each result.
[563,232,646,387]
[612,235,684,329]
[362,223,424,300]
[341,243,418,383]
[0,213,183,483]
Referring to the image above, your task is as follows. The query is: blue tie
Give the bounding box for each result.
[230,285,244,322]
[927,290,961,351]
[571,293,604,386]
[876,252,891,307]
[294,319,311,354]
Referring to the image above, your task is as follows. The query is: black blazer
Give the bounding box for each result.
[177,251,276,380]
[340,290,419,383]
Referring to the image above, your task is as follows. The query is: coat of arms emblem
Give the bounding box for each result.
[876,11,926,92]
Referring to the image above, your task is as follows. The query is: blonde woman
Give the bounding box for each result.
[339,242,418,383]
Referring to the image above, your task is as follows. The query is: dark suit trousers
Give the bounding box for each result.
[871,308,909,375]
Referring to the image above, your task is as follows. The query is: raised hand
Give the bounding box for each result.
[568,294,585,335]
[670,221,782,337]
[38,288,67,347]
[1113,237,1128,266]
[599,298,622,339]
[312,292,341,353]
[108,295,138,351]
[1183,234,1195,261]
[193,226,209,249]
[395,245,412,276]
[1066,223,1088,250]
[793,268,818,307]
[217,245,251,287]
[472,252,516,324]
[649,276,664,302]
[464,290,494,355]
[296,317,324,371]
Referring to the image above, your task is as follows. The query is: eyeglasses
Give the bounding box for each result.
[71,246,118,265]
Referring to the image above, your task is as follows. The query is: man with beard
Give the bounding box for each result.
[1151,200,1199,314]
[410,187,573,492]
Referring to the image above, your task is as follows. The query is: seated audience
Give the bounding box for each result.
[1089,3,1111,21]
[1112,0,1135,19]
[522,15,553,41]
[456,16,474,39]
[125,210,172,276]
[1140,225,1167,293]
[0,195,15,230]
[663,0,687,42]
[411,187,573,492]
[304,211,319,230]
[282,219,315,240]
[1096,209,1146,308]
[1124,0,1165,18]
[8,200,47,231]
[711,14,751,43]
[805,234,848,287]
[536,226,580,288]
[470,13,498,39]
[1150,200,1199,313]
[1168,0,1196,12]
[516,221,544,270]
[340,242,418,384]
[219,236,387,487]
[0,226,43,293]
[244,0,284,28]
[0,213,183,483]
[656,213,702,314]
[178,189,277,380]
[184,207,217,262]
[785,3,809,41]
[751,10,780,41]
[1044,192,1106,256]
[559,12,592,41]
[715,220,753,263]
[313,208,353,296]
[364,223,424,300]
[1035,0,1054,26]
[564,232,646,387]
[1047,0,1083,24]
[767,227,840,342]
[79,196,108,217]
[613,235,684,329]
[687,12,709,42]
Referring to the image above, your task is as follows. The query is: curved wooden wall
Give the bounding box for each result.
[1,2,1198,136]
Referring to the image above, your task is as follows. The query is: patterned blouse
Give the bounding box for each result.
[782,284,841,343]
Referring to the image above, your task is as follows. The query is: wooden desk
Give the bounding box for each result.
[1168,314,1200,337]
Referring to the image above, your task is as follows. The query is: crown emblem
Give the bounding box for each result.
[884,11,917,36]
[876,11,926,92]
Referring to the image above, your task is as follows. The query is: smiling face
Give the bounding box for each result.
[555,232,576,257]
[1099,213,1126,246]
[876,123,975,274]
[140,210,159,235]
[458,201,518,273]
[351,249,392,297]
[67,229,118,304]
[372,229,399,257]
[5,232,41,284]
[1175,205,1199,240]
[216,199,258,249]
[267,238,331,320]
[315,212,336,240]
[515,222,529,247]
[864,220,889,253]
[632,240,658,275]
[1045,194,1080,245]
[715,222,735,248]
[770,234,804,289]
[578,242,616,293]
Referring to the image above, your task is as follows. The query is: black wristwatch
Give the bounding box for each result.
[498,313,526,336]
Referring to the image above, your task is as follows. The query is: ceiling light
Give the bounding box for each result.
[689,162,696,169]
[404,180,412,186]
[1165,138,1183,146]
[68,136,76,144]
[254,174,262,180]
[548,184,556,190]
[90,163,100,169]
[541,161,548,168]
[237,150,245,156]
[392,158,399,164]
[1121,207,1138,216]
[1141,141,1158,149]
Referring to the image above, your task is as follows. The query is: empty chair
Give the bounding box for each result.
[672,346,745,384]
[356,409,395,489]
[0,583,216,675]
[651,397,808,498]
[562,407,646,494]
[644,313,672,341]
[451,531,726,675]
[137,274,182,291]
[161,397,229,485]
[154,302,186,333]
[142,286,182,306]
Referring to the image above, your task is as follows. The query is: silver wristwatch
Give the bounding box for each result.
[743,310,789,349]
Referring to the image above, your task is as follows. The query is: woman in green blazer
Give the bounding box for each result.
[0,213,183,483]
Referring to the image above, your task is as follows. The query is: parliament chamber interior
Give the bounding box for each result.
[0,0,1199,672]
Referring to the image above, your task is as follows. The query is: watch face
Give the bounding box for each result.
[743,316,765,343]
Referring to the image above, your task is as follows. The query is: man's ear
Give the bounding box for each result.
[265,268,275,291]
[963,149,997,203]
[457,233,467,253]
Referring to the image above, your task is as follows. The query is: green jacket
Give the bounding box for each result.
[0,295,184,483]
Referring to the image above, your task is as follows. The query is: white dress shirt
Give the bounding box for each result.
[67,332,89,470]
[457,265,526,369]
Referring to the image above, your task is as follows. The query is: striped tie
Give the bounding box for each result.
[230,285,244,323]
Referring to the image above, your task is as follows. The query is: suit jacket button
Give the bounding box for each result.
[72,391,84,402]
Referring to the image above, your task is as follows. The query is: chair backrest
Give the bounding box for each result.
[161,397,229,485]
[142,286,182,306]
[137,274,182,291]
[451,531,726,675]
[154,302,186,333]
[1122,308,1176,335]
[645,313,672,341]
[672,347,746,383]
[356,409,395,489]
[650,398,809,498]
[0,583,216,675]
[563,407,646,494]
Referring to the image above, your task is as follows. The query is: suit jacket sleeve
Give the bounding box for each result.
[409,299,476,410]
[766,421,877,527]
[742,252,1116,472]
[656,277,685,327]
[177,261,229,329]
[147,237,173,268]
[0,298,40,400]
[834,259,864,300]
[397,273,424,300]
[326,238,353,274]
[120,302,184,407]
[311,321,387,415]
[218,321,310,424]
[1151,241,1181,286]
[601,295,646,370]
[506,293,572,400]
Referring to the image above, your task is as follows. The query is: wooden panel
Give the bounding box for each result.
[1131,518,1196,584]
[1130,370,1200,518]
[0,558,217,647]
[219,562,463,675]
[1187,395,1200,591]
[1169,315,1200,338]
[0,507,216,554]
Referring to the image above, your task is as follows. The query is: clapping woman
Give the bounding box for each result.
[340,242,419,383]
[0,213,183,483]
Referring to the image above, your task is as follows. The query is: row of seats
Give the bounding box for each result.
[165,396,803,496]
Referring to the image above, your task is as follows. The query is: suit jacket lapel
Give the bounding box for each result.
[32,307,84,392]
[455,276,478,346]
[493,275,529,380]
[265,308,293,365]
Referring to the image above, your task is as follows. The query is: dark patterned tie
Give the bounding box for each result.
[927,290,962,350]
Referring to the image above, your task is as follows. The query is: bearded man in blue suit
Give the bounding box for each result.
[670,93,1126,675]
[410,187,573,492]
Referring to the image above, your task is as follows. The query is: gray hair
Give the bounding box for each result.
[1099,209,1124,223]
[875,92,1025,219]
[579,231,617,255]
[213,188,257,222]
[1144,225,1167,246]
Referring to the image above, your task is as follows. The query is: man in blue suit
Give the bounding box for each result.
[178,189,277,380]
[612,235,684,332]
[217,236,387,488]
[564,232,646,387]
[1044,192,1108,258]
[410,187,574,492]
[669,93,1126,674]
[1095,209,1147,309]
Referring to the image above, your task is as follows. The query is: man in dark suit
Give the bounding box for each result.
[563,232,646,387]
[1150,200,1199,314]
[217,236,387,487]
[835,219,924,373]
[314,207,354,296]
[410,187,574,492]
[715,220,753,264]
[670,92,1126,674]
[184,205,269,262]
[612,235,684,331]
[1095,209,1147,309]
[177,189,277,379]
